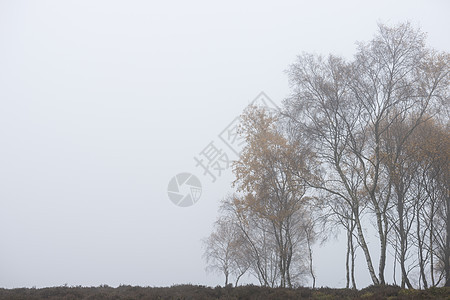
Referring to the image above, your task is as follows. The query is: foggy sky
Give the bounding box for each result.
[0,0,449,289]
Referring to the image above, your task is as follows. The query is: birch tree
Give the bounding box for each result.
[285,22,449,286]
[232,106,313,287]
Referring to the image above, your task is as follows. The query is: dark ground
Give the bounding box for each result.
[1,284,449,299]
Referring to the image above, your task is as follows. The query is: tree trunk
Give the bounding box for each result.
[306,229,316,289]
[355,210,380,285]
[397,190,413,289]
[417,207,428,289]
[346,226,350,289]
[235,271,244,287]
[430,201,435,286]
[445,193,450,287]
[350,219,357,289]
[376,210,387,285]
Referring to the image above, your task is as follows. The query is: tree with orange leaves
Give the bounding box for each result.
[231,106,314,288]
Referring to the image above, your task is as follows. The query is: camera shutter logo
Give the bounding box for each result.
[167,173,202,207]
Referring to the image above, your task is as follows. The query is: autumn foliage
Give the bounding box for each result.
[204,22,449,289]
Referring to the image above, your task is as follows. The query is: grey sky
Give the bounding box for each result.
[0,0,449,289]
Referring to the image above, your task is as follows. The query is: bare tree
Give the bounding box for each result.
[202,215,248,286]
[285,52,381,285]
[221,194,280,287]
[284,22,449,286]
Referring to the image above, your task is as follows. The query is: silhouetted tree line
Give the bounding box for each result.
[203,22,449,289]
